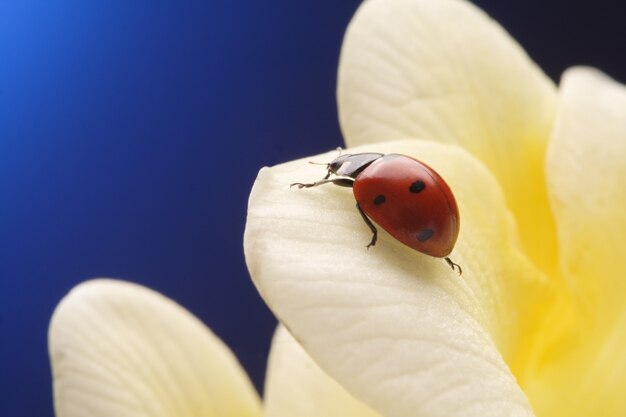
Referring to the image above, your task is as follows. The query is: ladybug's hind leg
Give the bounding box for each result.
[445,257,463,275]
[356,202,378,249]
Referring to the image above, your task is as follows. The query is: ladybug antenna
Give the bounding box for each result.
[308,146,343,166]
[306,147,343,169]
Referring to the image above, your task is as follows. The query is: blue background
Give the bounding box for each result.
[1,1,624,416]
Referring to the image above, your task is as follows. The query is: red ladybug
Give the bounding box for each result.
[292,152,461,274]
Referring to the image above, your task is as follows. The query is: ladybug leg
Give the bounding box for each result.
[291,176,354,189]
[356,202,378,248]
[445,257,463,275]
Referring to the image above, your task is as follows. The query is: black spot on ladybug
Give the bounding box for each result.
[373,194,386,205]
[417,228,434,242]
[409,180,426,193]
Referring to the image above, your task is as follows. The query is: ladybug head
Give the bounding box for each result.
[327,154,352,174]
[328,152,384,179]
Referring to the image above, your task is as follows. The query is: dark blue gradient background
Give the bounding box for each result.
[1,1,624,416]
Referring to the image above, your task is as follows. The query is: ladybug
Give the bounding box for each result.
[292,152,462,274]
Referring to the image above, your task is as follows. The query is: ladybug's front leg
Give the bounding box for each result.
[291,176,355,189]
[356,202,377,248]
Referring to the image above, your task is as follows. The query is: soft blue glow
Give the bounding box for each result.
[0,2,358,415]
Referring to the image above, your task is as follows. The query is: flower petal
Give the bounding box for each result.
[527,67,626,416]
[338,0,558,274]
[264,325,381,417]
[245,140,550,417]
[547,67,626,321]
[49,279,261,417]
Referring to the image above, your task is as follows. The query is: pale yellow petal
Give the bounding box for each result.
[525,67,626,417]
[338,0,558,275]
[245,140,551,417]
[49,279,261,417]
[264,325,381,417]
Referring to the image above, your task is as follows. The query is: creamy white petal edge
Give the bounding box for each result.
[264,325,382,417]
[49,279,261,417]
[245,140,538,417]
[547,67,626,317]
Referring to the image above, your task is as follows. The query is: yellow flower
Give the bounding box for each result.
[49,1,626,417]
[244,0,626,416]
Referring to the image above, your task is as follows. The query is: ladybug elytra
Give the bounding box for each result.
[292,151,461,274]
